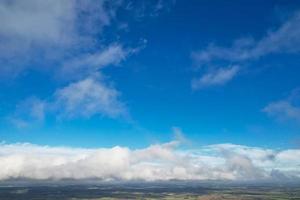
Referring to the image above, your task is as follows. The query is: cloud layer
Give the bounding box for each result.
[0,142,299,182]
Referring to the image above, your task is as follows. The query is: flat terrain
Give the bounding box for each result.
[0,182,299,200]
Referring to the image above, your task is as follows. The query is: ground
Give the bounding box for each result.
[0,182,299,200]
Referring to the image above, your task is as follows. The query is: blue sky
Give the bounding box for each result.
[1,0,300,150]
[1,0,300,182]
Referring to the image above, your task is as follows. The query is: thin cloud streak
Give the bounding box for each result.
[191,66,239,90]
[192,11,300,66]
[263,89,300,123]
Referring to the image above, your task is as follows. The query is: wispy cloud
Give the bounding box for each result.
[191,10,300,90]
[192,11,300,65]
[1,1,149,124]
[53,77,127,119]
[0,0,174,126]
[49,41,147,120]
[0,141,299,181]
[11,76,128,126]
[60,42,145,81]
[125,0,175,20]
[61,45,128,78]
[264,101,300,122]
[263,89,300,123]
[9,97,46,128]
[191,66,239,90]
[10,49,132,125]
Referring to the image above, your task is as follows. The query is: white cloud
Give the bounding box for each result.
[0,0,125,79]
[9,97,46,128]
[0,0,119,55]
[192,11,300,66]
[60,44,134,80]
[263,90,300,123]
[11,76,127,125]
[191,38,255,66]
[172,127,190,144]
[53,77,127,119]
[0,0,148,123]
[263,101,300,122]
[191,66,239,90]
[126,0,175,19]
[191,10,300,89]
[0,0,74,46]
[0,142,299,181]
[10,43,135,123]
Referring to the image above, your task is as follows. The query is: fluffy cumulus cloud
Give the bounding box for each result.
[0,142,299,181]
[191,10,300,90]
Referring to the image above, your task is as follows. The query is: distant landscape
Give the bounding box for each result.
[0,182,300,200]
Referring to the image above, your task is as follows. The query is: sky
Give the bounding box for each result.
[0,0,300,182]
